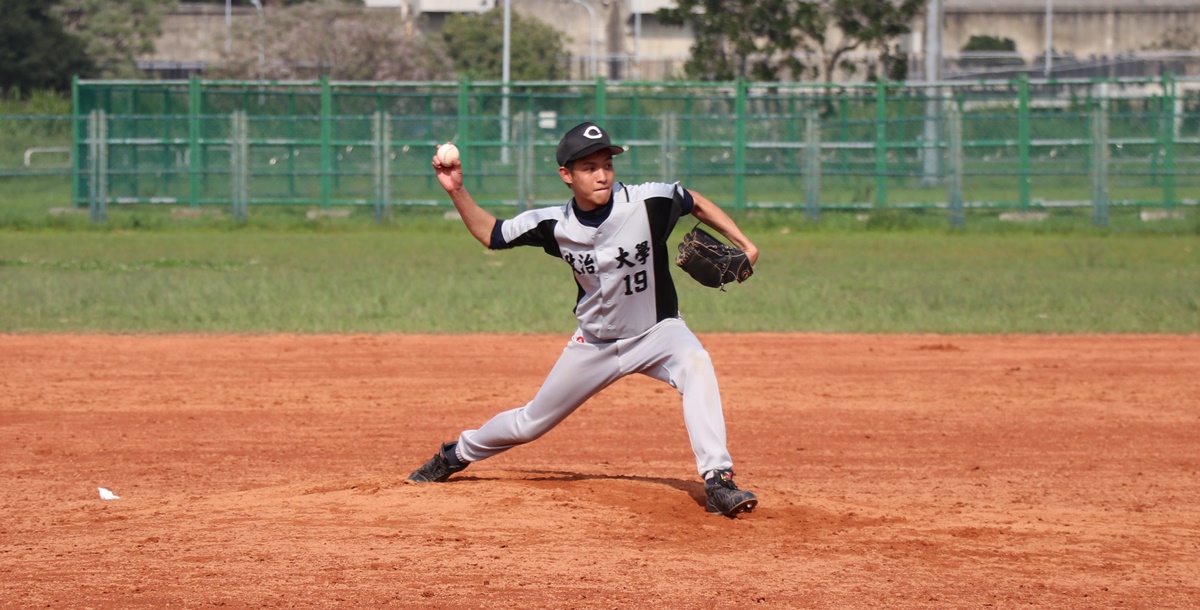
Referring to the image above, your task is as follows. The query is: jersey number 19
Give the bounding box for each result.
[622,270,648,295]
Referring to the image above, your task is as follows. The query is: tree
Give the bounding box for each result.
[0,0,95,94]
[211,0,447,81]
[962,34,1016,53]
[188,0,363,5]
[656,0,821,81]
[823,0,923,82]
[658,0,924,82]
[441,8,570,81]
[262,0,363,5]
[53,0,177,78]
[959,34,1022,71]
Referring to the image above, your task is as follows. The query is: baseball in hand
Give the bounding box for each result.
[436,142,460,166]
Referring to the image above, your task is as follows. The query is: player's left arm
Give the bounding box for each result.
[687,189,759,266]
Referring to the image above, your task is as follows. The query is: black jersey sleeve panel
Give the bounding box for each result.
[491,217,562,258]
[643,193,682,322]
[678,187,695,216]
[538,219,564,258]
[488,219,509,249]
[645,190,685,244]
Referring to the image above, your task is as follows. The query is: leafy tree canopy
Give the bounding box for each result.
[190,0,363,5]
[962,35,1017,53]
[53,0,177,78]
[441,7,570,81]
[658,0,923,82]
[959,35,1023,70]
[0,0,95,94]
[211,0,446,81]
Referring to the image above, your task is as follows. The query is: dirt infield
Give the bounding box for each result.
[2,333,1198,609]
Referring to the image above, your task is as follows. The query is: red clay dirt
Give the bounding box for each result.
[1,333,1198,609]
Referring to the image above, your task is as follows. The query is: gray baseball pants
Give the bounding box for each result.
[455,317,734,479]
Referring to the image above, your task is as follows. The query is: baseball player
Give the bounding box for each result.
[406,121,760,517]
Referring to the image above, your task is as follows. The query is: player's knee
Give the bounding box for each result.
[673,347,715,386]
[682,347,714,372]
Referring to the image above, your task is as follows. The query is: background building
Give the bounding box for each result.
[141,0,1200,81]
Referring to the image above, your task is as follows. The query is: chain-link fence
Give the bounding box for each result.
[2,75,1197,226]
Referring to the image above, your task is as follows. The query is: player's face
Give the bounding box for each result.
[560,150,615,210]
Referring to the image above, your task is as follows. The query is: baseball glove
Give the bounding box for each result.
[675,225,754,290]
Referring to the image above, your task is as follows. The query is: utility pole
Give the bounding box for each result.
[569,0,598,79]
[501,0,511,164]
[633,0,641,80]
[1044,0,1054,77]
[921,0,943,185]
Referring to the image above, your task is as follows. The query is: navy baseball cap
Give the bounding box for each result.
[556,122,624,167]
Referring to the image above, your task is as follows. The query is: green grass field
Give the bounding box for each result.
[1,207,1197,333]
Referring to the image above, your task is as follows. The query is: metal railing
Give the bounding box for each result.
[2,74,1197,226]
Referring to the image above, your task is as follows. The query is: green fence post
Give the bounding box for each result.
[162,87,173,192]
[838,94,849,186]
[946,103,964,227]
[188,75,201,209]
[660,111,678,182]
[595,75,607,120]
[734,78,747,209]
[1162,72,1176,209]
[71,76,82,208]
[382,110,391,221]
[230,111,238,221]
[787,93,798,186]
[129,89,140,201]
[1082,80,1096,175]
[683,94,694,178]
[331,86,342,196]
[89,110,108,223]
[373,111,381,218]
[457,77,475,192]
[1149,93,1161,186]
[1092,104,1109,228]
[630,90,640,181]
[230,110,248,222]
[287,91,297,197]
[874,80,888,208]
[804,109,821,222]
[514,112,525,212]
[1017,74,1031,211]
[319,76,333,208]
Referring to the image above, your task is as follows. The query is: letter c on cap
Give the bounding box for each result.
[583,126,603,139]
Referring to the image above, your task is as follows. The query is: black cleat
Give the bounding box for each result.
[704,469,758,517]
[406,442,468,483]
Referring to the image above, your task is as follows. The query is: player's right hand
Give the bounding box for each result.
[432,153,463,193]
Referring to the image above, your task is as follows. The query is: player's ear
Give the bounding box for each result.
[558,166,573,186]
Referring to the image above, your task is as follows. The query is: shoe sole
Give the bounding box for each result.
[708,497,758,517]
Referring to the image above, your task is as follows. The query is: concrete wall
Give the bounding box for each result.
[146,2,1200,81]
[152,4,256,64]
[415,0,694,80]
[945,5,1200,59]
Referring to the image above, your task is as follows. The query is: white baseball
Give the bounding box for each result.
[437,143,460,166]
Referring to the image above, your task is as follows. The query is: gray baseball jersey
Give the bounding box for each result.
[455,181,734,477]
